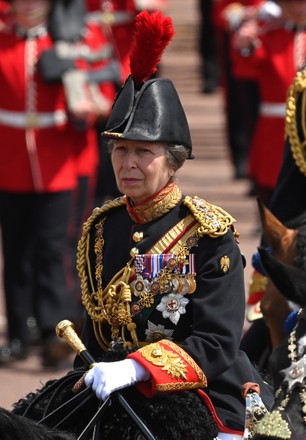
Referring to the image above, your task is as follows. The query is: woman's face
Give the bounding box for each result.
[12,0,50,28]
[111,140,174,205]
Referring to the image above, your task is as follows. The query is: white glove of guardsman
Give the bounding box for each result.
[84,359,151,400]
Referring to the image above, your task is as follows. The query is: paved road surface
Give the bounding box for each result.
[0,0,260,410]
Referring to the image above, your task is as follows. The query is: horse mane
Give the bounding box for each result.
[0,407,76,440]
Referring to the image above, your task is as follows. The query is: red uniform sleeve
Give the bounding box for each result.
[127,339,207,397]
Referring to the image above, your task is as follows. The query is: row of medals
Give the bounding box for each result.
[129,256,196,317]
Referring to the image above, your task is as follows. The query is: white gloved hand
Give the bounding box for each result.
[84,358,150,401]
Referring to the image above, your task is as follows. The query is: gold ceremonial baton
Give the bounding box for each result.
[55,320,156,440]
[56,320,96,367]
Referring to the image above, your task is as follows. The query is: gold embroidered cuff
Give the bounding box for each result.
[127,339,207,397]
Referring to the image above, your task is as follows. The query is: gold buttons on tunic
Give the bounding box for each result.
[130,247,139,257]
[132,231,144,243]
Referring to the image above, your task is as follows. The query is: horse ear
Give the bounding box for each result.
[258,247,306,306]
[256,197,293,255]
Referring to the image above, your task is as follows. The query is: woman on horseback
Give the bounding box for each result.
[6,9,274,440]
[66,10,274,440]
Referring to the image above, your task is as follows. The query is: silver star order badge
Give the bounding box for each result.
[145,320,174,342]
[130,275,150,297]
[156,293,189,325]
[280,354,306,392]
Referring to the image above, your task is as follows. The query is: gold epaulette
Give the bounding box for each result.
[286,70,306,177]
[88,196,126,229]
[183,196,239,239]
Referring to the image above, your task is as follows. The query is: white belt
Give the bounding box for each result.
[259,102,286,117]
[0,109,67,128]
[216,434,243,440]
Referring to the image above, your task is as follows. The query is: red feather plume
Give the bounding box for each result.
[129,10,175,85]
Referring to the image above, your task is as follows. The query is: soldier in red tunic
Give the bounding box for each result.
[212,1,273,179]
[0,0,116,366]
[231,0,306,205]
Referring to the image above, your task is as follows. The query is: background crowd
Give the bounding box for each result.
[0,0,168,368]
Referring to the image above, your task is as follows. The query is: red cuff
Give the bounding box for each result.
[127,339,207,397]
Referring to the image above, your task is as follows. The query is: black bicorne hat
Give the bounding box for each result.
[101,11,193,159]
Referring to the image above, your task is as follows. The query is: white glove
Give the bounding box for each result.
[84,358,150,401]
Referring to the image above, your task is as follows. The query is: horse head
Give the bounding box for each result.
[256,198,306,348]
[252,248,306,440]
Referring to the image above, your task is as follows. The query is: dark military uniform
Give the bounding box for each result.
[75,182,273,434]
[242,70,306,372]
[269,69,306,223]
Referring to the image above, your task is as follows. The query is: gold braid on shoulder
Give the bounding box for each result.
[183,196,239,240]
[286,70,306,177]
[77,195,239,350]
[78,195,238,321]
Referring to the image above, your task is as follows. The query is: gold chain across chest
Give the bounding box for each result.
[91,215,199,349]
[77,195,236,350]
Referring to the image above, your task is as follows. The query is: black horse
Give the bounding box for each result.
[253,248,306,440]
[0,349,219,440]
[0,406,77,440]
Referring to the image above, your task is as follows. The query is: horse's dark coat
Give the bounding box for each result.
[2,352,219,440]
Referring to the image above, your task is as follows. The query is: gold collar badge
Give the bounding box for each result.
[220,255,230,273]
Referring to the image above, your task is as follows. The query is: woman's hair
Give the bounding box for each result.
[164,144,190,172]
[108,141,190,172]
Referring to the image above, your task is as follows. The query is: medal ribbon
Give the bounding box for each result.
[180,253,195,275]
[135,255,144,276]
[141,254,175,279]
[137,253,195,277]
